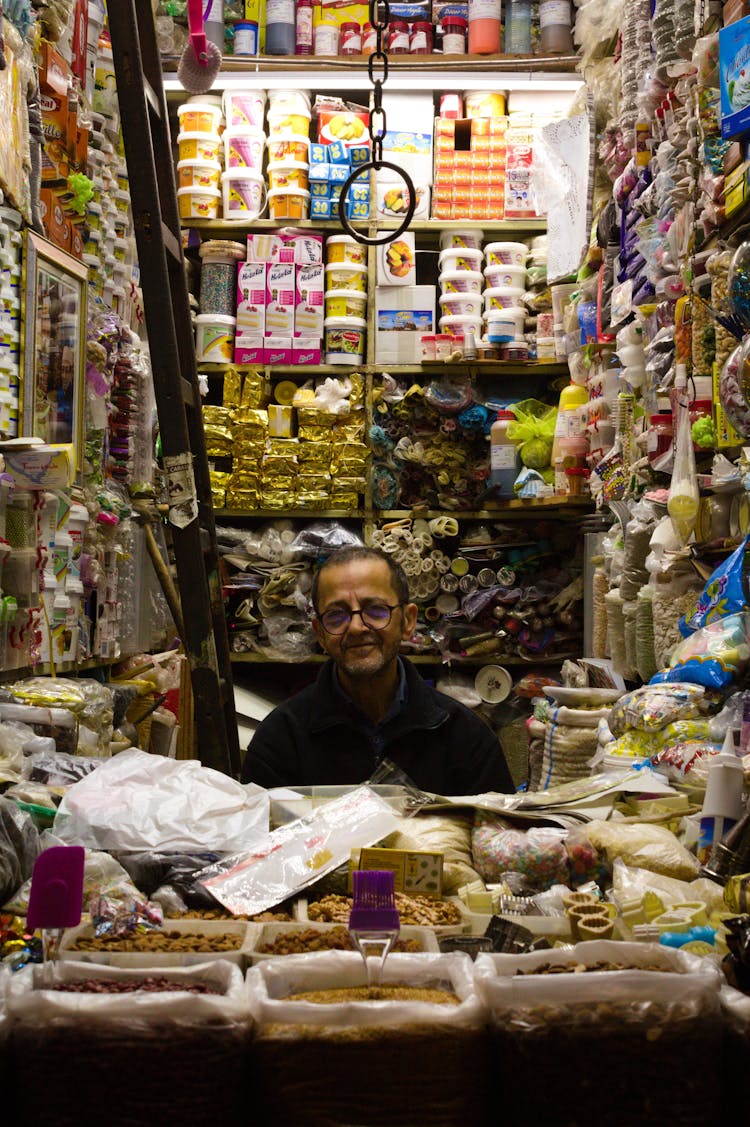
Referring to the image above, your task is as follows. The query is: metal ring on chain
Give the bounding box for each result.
[337,160,416,245]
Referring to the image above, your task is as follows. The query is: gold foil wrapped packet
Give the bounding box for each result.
[210,489,226,509]
[265,437,300,457]
[262,453,297,472]
[297,443,332,466]
[233,427,265,448]
[222,366,242,410]
[240,370,268,409]
[226,489,259,509]
[229,471,260,491]
[298,472,332,488]
[329,493,359,510]
[262,492,292,509]
[297,407,338,428]
[331,475,366,493]
[261,475,297,492]
[332,423,366,442]
[203,425,233,457]
[202,406,233,428]
[298,425,332,443]
[296,491,331,508]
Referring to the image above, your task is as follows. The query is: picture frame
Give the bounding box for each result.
[21,230,88,467]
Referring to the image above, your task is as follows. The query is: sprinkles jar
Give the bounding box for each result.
[198,240,246,317]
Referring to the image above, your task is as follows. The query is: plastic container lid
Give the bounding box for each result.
[267,159,310,173]
[326,235,361,246]
[325,262,367,275]
[195,313,236,326]
[484,241,529,257]
[324,288,368,302]
[177,186,221,198]
[324,315,367,329]
[267,187,311,203]
[177,158,222,172]
[178,100,222,118]
[439,269,484,287]
[177,130,222,143]
[267,106,311,121]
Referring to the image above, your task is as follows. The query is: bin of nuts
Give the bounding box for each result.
[301,892,467,933]
[59,918,260,968]
[474,940,724,1127]
[5,961,253,1124]
[250,921,440,961]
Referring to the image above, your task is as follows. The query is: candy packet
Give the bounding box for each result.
[679,536,750,637]
[650,611,750,690]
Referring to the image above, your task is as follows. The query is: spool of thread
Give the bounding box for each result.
[451,556,470,576]
[424,605,441,622]
[458,574,478,593]
[477,567,497,587]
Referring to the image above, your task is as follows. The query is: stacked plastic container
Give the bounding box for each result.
[483,240,528,357]
[177,97,223,221]
[0,205,21,437]
[84,110,134,318]
[222,89,267,221]
[437,230,484,356]
[324,235,368,365]
[266,89,312,221]
[527,236,555,360]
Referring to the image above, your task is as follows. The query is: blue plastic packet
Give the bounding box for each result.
[651,611,750,690]
[679,535,750,637]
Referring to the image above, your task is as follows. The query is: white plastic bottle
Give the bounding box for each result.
[697,728,745,865]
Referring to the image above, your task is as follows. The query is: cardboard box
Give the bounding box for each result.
[39,189,70,250]
[1,442,76,489]
[266,262,295,336]
[311,197,333,218]
[292,338,322,365]
[39,41,71,95]
[236,261,267,334]
[725,159,750,216]
[41,88,71,185]
[378,232,416,286]
[294,263,324,337]
[375,284,435,363]
[380,93,434,185]
[375,181,430,219]
[233,336,264,365]
[264,336,293,365]
[351,846,444,897]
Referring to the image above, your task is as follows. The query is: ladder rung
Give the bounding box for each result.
[181,376,196,405]
[143,77,161,122]
[161,222,182,263]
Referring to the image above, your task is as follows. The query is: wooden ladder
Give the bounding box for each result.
[107,1,240,776]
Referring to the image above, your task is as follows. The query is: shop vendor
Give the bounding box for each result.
[241,546,514,796]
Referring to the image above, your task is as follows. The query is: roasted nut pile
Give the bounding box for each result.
[285,985,460,1004]
[70,929,241,952]
[166,909,293,922]
[51,977,223,994]
[257,926,422,955]
[515,958,670,976]
[307,893,462,927]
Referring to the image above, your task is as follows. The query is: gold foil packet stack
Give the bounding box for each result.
[332,442,369,477]
[221,366,243,411]
[348,371,365,407]
[226,488,259,509]
[330,493,359,510]
[203,424,233,458]
[202,406,233,428]
[229,470,260,492]
[298,441,332,467]
[333,421,366,443]
[297,407,339,429]
[262,492,292,509]
[298,424,331,443]
[297,491,331,508]
[265,437,299,458]
[239,370,270,411]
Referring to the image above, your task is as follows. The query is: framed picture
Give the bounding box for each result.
[21,230,88,466]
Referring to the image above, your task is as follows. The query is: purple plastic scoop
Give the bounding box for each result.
[27,846,85,959]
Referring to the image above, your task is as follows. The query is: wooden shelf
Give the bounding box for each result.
[163,53,579,76]
[200,360,566,377]
[0,657,120,683]
[215,499,592,520]
[230,651,575,666]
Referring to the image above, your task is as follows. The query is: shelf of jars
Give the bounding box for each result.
[183,218,548,237]
[162,53,579,76]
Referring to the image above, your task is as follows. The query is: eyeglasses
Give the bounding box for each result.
[317,602,403,635]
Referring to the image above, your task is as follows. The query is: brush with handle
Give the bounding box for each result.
[26,846,85,962]
[177,0,222,95]
[348,870,401,987]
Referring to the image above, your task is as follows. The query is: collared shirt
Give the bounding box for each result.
[332,658,409,763]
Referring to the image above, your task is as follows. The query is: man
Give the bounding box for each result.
[240,545,514,796]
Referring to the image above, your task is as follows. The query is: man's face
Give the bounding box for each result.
[312,558,418,680]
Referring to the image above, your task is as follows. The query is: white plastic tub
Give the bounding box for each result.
[223,126,265,170]
[438,246,483,273]
[324,315,366,365]
[484,285,526,311]
[484,240,529,266]
[439,269,483,295]
[326,234,368,266]
[438,314,482,340]
[267,88,311,115]
[194,313,236,362]
[324,262,368,293]
[177,185,221,220]
[439,229,484,251]
[177,100,222,134]
[176,159,222,190]
[484,263,527,289]
[267,160,310,191]
[223,88,266,129]
[486,307,526,342]
[439,291,483,318]
[324,289,368,319]
[177,131,222,162]
[221,170,266,220]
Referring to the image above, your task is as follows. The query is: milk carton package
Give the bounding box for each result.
[295,263,324,337]
[266,261,295,336]
[236,261,267,334]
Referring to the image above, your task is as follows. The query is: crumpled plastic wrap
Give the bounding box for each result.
[3,678,115,755]
[0,796,41,905]
[380,811,480,894]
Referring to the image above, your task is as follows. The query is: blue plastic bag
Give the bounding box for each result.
[679,536,750,637]
[651,611,750,690]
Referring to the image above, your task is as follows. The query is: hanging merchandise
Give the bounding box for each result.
[667,397,699,546]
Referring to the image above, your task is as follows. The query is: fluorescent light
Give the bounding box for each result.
[162,68,583,94]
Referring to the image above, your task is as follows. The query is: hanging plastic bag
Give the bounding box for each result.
[667,398,700,545]
[505,400,557,471]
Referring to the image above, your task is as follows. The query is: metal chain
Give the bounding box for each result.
[336,0,415,245]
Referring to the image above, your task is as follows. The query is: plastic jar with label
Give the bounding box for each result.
[362,23,377,53]
[442,15,467,52]
[490,410,520,498]
[647,414,673,466]
[539,0,573,54]
[340,21,362,54]
[234,21,258,55]
[468,0,501,54]
[314,22,340,55]
[295,0,313,54]
[388,21,410,52]
[410,21,434,53]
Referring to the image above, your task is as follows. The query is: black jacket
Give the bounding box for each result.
[240,658,514,796]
